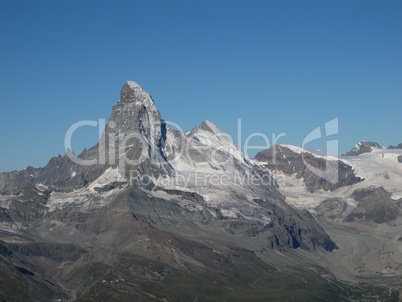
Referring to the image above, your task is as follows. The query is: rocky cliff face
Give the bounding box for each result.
[102,81,174,178]
[254,145,363,193]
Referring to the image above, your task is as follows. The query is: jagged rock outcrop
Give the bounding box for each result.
[6,184,50,226]
[0,166,39,195]
[102,81,174,179]
[344,141,383,156]
[255,145,362,193]
[387,143,402,149]
[345,187,399,223]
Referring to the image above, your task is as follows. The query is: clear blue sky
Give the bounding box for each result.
[1,0,401,172]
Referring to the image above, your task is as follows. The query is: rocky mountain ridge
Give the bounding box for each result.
[1,81,372,301]
[344,141,384,156]
[1,81,402,301]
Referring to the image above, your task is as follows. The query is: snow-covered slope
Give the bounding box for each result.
[258,144,402,211]
[341,147,402,198]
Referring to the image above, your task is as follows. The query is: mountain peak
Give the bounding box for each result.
[125,80,141,89]
[344,141,383,156]
[119,81,154,105]
[387,143,402,150]
[199,120,223,134]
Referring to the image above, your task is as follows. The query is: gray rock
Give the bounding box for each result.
[255,145,363,193]
[345,187,399,223]
[387,143,402,149]
[127,187,336,252]
[7,184,49,226]
[344,141,383,156]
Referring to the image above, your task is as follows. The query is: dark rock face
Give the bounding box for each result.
[0,166,38,195]
[2,184,50,226]
[344,141,383,156]
[255,145,363,193]
[398,155,402,163]
[0,208,12,224]
[387,143,402,149]
[0,241,12,257]
[103,81,174,179]
[0,149,105,195]
[345,187,399,223]
[127,187,336,252]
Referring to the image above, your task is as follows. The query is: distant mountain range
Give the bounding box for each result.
[0,82,400,301]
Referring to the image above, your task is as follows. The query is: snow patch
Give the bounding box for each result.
[87,168,125,192]
[275,147,402,211]
[46,168,127,212]
[280,144,303,154]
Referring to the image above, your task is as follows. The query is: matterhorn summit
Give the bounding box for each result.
[102,81,173,178]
